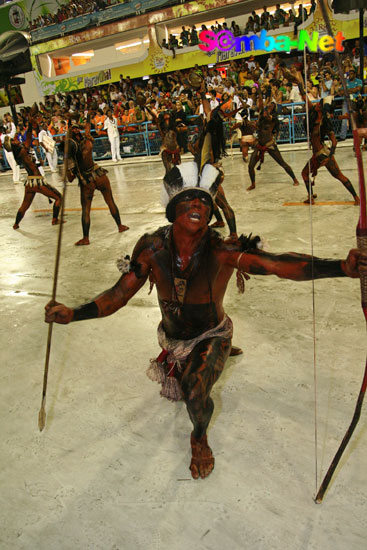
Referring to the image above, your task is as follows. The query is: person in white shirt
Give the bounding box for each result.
[1,114,21,183]
[103,110,122,162]
[289,83,302,103]
[209,90,219,111]
[223,79,235,95]
[265,53,276,74]
[38,122,58,172]
[211,70,222,86]
[287,83,303,112]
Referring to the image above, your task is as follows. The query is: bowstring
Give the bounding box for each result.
[299,6,318,494]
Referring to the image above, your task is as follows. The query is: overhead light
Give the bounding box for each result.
[142,75,150,80]
[208,64,214,68]
[72,51,94,57]
[116,39,149,51]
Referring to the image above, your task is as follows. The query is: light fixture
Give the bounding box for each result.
[116,39,149,51]
[72,51,94,57]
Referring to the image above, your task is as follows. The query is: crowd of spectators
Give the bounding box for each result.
[1,38,366,171]
[161,2,317,52]
[28,1,316,37]
[29,0,120,30]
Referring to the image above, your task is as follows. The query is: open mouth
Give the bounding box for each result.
[188,212,201,222]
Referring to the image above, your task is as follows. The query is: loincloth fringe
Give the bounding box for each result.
[25,175,48,188]
[80,164,108,185]
[147,315,233,402]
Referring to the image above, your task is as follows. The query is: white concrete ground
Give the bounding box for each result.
[1,143,366,550]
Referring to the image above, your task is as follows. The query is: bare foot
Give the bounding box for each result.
[210,221,225,228]
[230,346,243,356]
[75,237,90,246]
[354,196,360,205]
[243,156,248,163]
[13,223,19,230]
[190,433,214,480]
[293,179,300,186]
[118,224,129,233]
[247,184,256,191]
[304,196,315,205]
[52,218,66,225]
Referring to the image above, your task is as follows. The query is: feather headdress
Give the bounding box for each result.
[162,161,222,222]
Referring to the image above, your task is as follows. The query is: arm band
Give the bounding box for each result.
[72,301,99,322]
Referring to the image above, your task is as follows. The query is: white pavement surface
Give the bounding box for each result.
[1,145,366,550]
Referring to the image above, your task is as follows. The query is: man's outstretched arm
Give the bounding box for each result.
[45,237,152,324]
[45,269,149,325]
[224,248,367,281]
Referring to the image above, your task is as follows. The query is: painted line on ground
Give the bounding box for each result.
[283,201,356,206]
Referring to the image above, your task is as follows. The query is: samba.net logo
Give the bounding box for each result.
[198,29,345,54]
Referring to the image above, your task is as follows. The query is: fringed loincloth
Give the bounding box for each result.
[147,315,233,402]
[241,134,256,143]
[80,164,108,185]
[25,175,49,188]
[311,145,330,177]
[161,147,180,165]
[257,138,276,165]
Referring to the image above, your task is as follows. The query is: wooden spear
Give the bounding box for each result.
[38,127,71,431]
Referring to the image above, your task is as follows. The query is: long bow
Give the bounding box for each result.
[314,0,367,503]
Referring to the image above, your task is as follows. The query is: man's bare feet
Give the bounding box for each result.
[52,218,66,225]
[118,224,129,232]
[243,156,248,163]
[13,223,19,230]
[230,345,243,356]
[293,179,300,186]
[190,433,215,480]
[247,184,256,191]
[210,221,225,229]
[75,237,90,246]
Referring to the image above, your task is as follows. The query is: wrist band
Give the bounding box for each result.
[311,258,347,278]
[72,301,99,321]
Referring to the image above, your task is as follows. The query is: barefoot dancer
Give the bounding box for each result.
[145,105,181,174]
[46,159,366,480]
[8,117,62,229]
[66,119,129,245]
[231,110,257,162]
[247,96,300,191]
[191,87,238,238]
[293,73,360,205]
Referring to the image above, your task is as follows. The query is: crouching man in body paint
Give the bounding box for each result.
[45,160,367,480]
